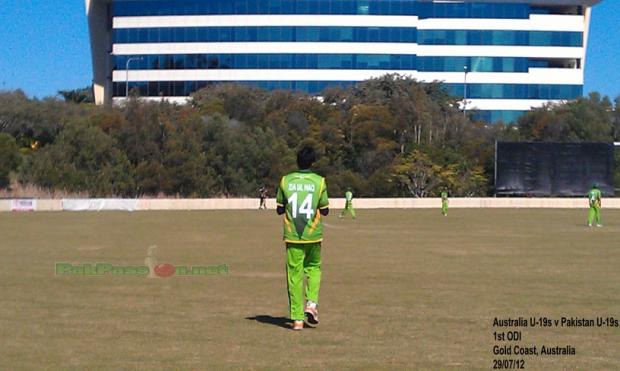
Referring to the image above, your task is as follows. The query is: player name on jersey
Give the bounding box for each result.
[288,183,316,192]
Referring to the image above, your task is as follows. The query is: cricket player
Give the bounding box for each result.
[258,185,268,210]
[441,189,449,216]
[587,183,602,227]
[276,146,329,331]
[339,188,356,219]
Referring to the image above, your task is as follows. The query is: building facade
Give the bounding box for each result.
[86,0,601,122]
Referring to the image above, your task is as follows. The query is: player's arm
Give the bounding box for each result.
[276,178,286,215]
[318,178,329,216]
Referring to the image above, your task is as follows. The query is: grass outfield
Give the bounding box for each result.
[1,209,619,370]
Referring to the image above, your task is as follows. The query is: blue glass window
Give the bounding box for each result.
[416,57,529,72]
[114,26,585,48]
[470,110,527,123]
[418,1,530,18]
[113,26,418,44]
[113,80,359,97]
[114,80,583,102]
[113,53,417,70]
[446,84,582,100]
[418,30,582,47]
[115,54,559,73]
[112,0,532,18]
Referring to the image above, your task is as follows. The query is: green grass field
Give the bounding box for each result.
[1,209,619,370]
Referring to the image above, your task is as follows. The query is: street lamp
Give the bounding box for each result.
[463,65,468,116]
[125,56,144,98]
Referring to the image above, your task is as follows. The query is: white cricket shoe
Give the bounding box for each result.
[304,302,319,326]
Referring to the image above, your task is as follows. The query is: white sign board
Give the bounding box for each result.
[11,199,37,212]
[62,199,139,211]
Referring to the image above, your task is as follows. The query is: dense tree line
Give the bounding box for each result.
[0,75,619,197]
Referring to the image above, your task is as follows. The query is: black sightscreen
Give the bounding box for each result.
[495,142,615,196]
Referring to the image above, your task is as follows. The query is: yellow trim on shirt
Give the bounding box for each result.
[307,211,321,235]
[284,238,323,244]
[283,215,292,233]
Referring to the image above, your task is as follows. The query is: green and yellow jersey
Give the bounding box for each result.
[588,188,602,208]
[276,170,329,244]
[441,191,448,203]
[345,190,353,207]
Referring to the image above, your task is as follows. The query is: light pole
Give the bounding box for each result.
[463,65,468,116]
[125,56,144,98]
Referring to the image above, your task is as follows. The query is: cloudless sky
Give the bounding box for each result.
[0,0,618,100]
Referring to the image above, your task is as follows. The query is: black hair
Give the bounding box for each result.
[297,146,316,170]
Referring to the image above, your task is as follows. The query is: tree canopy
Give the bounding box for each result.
[0,76,618,197]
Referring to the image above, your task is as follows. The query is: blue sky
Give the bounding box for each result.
[0,1,618,100]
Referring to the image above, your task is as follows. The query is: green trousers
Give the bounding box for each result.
[442,201,448,215]
[340,204,356,218]
[588,207,601,225]
[286,242,321,321]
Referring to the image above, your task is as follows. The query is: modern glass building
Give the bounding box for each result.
[86,0,602,122]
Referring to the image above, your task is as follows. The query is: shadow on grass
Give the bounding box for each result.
[246,315,291,329]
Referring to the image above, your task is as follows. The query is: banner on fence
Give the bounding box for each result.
[11,199,37,212]
[62,199,139,212]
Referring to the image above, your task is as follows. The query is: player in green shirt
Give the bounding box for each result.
[276,146,329,331]
[441,189,449,216]
[587,183,602,227]
[339,188,356,219]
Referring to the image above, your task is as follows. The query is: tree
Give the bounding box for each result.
[613,96,620,141]
[105,100,167,196]
[21,121,134,196]
[391,150,443,197]
[0,90,87,148]
[58,86,95,104]
[3,76,616,198]
[0,133,20,188]
[159,108,211,196]
[442,163,488,197]
[518,93,613,142]
[192,83,266,123]
[391,149,488,197]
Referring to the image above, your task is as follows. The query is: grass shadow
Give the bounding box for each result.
[246,315,292,329]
